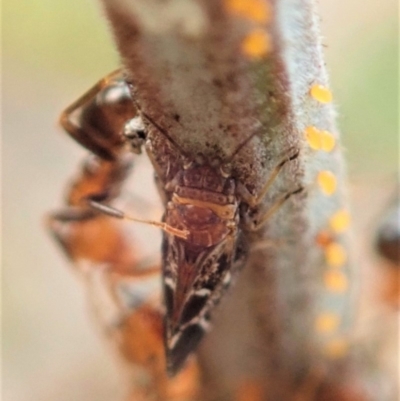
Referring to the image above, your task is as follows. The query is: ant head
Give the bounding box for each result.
[123,116,146,154]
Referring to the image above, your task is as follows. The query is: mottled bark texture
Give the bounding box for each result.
[99,0,391,400]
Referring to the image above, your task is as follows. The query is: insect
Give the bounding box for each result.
[47,154,200,401]
[49,69,302,376]
[375,196,400,309]
[376,197,400,266]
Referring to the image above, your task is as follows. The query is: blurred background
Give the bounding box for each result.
[3,0,398,400]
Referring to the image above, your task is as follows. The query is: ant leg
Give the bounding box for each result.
[46,156,199,401]
[59,69,141,161]
[47,155,137,268]
[50,153,188,239]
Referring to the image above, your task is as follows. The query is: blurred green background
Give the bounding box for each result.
[3,1,398,400]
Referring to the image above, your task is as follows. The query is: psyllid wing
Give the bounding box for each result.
[161,232,248,375]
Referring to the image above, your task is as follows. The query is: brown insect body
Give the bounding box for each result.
[160,163,243,374]
[167,164,238,247]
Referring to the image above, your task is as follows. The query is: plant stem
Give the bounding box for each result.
[99,0,390,399]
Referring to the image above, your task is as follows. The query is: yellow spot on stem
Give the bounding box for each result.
[310,84,333,103]
[315,230,333,247]
[305,126,321,150]
[241,29,271,58]
[325,242,347,267]
[226,0,271,24]
[324,270,348,292]
[315,313,340,333]
[324,338,349,359]
[317,171,337,195]
[329,209,351,233]
[320,130,336,152]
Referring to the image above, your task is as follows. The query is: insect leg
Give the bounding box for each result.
[243,187,304,232]
[47,154,134,264]
[237,149,300,208]
[46,155,199,401]
[238,149,303,231]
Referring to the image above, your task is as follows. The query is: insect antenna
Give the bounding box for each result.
[141,111,189,158]
[88,199,189,239]
[224,124,267,163]
[139,104,265,167]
